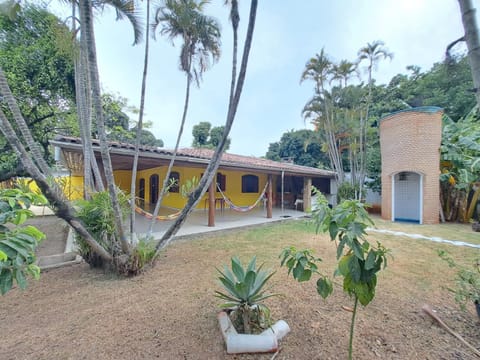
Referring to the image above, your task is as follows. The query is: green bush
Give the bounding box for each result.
[337,181,365,203]
[75,190,129,268]
[0,188,47,295]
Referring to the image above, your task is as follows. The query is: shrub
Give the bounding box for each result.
[75,190,129,268]
[0,188,47,295]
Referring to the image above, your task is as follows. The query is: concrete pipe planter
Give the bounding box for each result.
[217,311,290,354]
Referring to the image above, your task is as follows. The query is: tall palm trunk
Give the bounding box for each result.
[458,0,480,109]
[130,0,151,236]
[148,64,192,236]
[72,3,103,198]
[324,98,344,184]
[155,0,258,252]
[0,100,112,261]
[357,64,372,200]
[78,0,129,253]
[227,0,239,109]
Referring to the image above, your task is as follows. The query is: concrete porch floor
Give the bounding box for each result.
[134,207,307,241]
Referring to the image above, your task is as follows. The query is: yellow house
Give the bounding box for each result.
[51,136,336,226]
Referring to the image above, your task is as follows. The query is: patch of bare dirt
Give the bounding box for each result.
[1,217,479,359]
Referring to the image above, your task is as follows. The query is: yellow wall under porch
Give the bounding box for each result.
[134,166,269,210]
[21,167,270,210]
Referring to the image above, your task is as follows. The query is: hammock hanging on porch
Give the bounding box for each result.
[216,182,268,212]
[134,198,181,221]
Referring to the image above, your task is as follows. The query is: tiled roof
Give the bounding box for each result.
[51,136,336,178]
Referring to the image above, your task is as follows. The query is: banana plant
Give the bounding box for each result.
[215,256,277,334]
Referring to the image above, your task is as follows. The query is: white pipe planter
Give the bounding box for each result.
[217,311,290,354]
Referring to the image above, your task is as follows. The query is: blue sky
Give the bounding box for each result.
[52,0,476,157]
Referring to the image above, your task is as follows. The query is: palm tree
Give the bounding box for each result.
[302,91,345,183]
[77,0,143,254]
[300,48,332,93]
[357,40,392,198]
[357,40,392,93]
[300,50,347,184]
[224,0,239,108]
[70,3,104,197]
[332,60,357,87]
[155,0,258,251]
[130,0,152,236]
[148,0,220,235]
[458,0,480,109]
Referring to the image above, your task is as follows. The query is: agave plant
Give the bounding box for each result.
[215,256,277,334]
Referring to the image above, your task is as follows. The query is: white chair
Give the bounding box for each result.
[294,199,304,211]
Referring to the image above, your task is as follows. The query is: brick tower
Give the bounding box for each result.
[379,107,443,224]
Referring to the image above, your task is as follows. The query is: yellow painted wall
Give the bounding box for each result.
[113,170,132,194]
[14,176,84,201]
[15,167,270,208]
[135,166,268,210]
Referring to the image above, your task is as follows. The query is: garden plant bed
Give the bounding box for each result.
[1,217,479,359]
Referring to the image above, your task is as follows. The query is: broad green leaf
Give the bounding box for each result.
[316,277,333,299]
[336,237,346,259]
[26,265,40,280]
[338,254,350,276]
[1,239,31,259]
[0,250,7,262]
[351,239,364,260]
[292,262,305,280]
[365,250,376,270]
[14,269,27,290]
[355,276,377,306]
[329,222,339,240]
[0,268,13,295]
[348,256,361,283]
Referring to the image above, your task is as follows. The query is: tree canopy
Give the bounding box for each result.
[265,129,329,168]
[192,121,231,150]
[0,4,77,180]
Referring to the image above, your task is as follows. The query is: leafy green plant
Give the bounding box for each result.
[337,181,365,203]
[0,188,47,295]
[124,238,156,276]
[75,189,129,268]
[279,246,333,298]
[215,256,277,334]
[280,193,389,360]
[180,176,199,198]
[438,250,480,314]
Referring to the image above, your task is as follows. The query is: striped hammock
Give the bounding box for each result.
[134,198,181,221]
[216,182,268,212]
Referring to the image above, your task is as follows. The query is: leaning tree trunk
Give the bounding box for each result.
[130,0,151,236]
[0,68,51,175]
[0,105,112,262]
[155,0,258,252]
[148,67,192,236]
[78,0,129,254]
[458,0,480,109]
